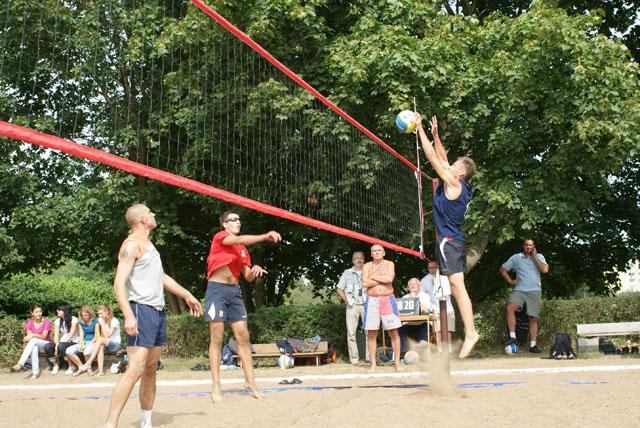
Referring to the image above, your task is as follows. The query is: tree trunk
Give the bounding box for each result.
[466,233,489,271]
[239,278,255,313]
[254,276,265,309]
[165,255,187,314]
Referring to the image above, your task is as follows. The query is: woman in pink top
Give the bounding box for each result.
[11,304,51,379]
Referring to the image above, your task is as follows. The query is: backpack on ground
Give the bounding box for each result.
[549,332,576,360]
[221,344,235,366]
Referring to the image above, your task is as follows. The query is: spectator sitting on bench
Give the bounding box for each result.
[399,278,433,356]
[66,305,99,376]
[77,304,121,376]
[44,303,79,375]
[11,304,51,379]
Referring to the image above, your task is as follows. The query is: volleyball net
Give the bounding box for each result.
[0,0,424,257]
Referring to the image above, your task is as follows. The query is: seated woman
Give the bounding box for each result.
[398,278,433,355]
[44,303,79,375]
[77,304,121,376]
[11,304,51,379]
[66,305,99,376]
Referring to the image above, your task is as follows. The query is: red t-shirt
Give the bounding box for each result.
[206,230,251,281]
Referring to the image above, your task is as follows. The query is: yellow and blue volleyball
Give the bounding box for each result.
[504,343,518,355]
[395,110,417,133]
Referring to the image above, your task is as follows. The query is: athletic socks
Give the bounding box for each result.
[530,340,536,348]
[509,331,516,339]
[140,409,152,428]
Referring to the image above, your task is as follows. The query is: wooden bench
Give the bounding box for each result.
[576,322,640,353]
[234,341,328,367]
[37,350,121,370]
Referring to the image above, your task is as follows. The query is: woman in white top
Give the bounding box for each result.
[76,304,121,376]
[43,303,79,375]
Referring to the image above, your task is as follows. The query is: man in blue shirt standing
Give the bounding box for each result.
[500,239,550,353]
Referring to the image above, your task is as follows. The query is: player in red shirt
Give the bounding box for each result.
[206,210,281,403]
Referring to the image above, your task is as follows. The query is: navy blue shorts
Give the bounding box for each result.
[205,281,247,323]
[436,237,467,275]
[126,302,167,348]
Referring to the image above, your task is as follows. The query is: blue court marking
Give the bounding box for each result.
[0,379,614,403]
[76,381,523,401]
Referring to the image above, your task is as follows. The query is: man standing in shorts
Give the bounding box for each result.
[105,204,202,428]
[206,211,281,402]
[416,113,480,358]
[500,239,550,353]
[362,244,402,371]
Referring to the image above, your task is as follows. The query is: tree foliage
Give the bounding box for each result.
[1,0,639,309]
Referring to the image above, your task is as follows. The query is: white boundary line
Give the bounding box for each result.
[1,364,639,391]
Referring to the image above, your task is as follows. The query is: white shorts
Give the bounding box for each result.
[364,295,402,331]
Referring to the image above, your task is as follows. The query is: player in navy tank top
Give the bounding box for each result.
[416,113,480,359]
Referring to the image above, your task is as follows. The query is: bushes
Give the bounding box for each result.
[163,303,346,358]
[0,316,24,365]
[474,293,640,351]
[3,294,638,363]
[0,274,117,316]
[248,304,346,355]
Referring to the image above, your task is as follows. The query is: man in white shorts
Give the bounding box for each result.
[362,244,402,371]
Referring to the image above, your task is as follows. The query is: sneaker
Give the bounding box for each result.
[51,365,59,375]
[65,366,76,375]
[529,345,542,353]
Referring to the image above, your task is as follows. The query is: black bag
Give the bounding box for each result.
[276,338,295,355]
[549,332,576,359]
[599,339,621,355]
[515,304,529,343]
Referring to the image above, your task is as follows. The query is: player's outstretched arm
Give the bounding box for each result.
[242,264,268,283]
[417,113,460,191]
[222,231,282,247]
[430,116,450,168]
[163,274,203,317]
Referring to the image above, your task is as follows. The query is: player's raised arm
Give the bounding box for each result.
[430,116,450,167]
[416,114,459,188]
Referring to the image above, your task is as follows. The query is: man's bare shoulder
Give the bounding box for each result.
[119,238,141,260]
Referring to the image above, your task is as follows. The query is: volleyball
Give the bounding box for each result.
[278,354,295,369]
[504,343,518,355]
[404,350,419,364]
[395,110,417,133]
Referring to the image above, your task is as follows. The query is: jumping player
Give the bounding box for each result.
[206,211,281,402]
[416,114,480,359]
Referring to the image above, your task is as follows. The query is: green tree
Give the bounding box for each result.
[1,0,639,309]
[325,0,640,298]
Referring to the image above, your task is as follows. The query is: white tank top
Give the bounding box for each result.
[125,242,165,310]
